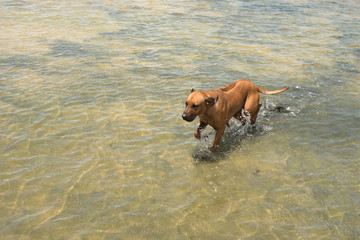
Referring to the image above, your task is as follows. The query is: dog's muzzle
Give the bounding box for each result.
[182,112,196,122]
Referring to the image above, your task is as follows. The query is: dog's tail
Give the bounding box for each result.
[257,87,289,95]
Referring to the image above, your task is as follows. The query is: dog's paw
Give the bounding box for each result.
[194,131,201,139]
[210,146,217,152]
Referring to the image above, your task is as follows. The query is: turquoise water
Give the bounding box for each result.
[1,0,359,239]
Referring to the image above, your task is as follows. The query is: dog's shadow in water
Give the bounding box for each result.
[191,122,265,164]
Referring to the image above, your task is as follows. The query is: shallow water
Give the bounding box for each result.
[1,0,359,239]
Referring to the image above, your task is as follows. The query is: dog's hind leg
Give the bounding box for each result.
[244,92,261,125]
[250,102,262,124]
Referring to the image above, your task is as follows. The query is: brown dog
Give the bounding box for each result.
[182,79,289,152]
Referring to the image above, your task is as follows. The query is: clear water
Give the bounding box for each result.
[1,0,359,239]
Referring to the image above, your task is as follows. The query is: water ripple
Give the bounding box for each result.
[1,0,359,239]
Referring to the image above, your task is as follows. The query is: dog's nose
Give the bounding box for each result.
[182,113,187,120]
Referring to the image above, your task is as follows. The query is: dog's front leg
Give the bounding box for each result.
[210,126,225,152]
[194,121,208,139]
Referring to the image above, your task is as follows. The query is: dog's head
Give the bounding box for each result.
[182,89,218,122]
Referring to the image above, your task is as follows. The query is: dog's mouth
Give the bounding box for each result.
[182,113,196,122]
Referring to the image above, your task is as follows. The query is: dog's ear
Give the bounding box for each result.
[191,88,195,93]
[205,96,218,107]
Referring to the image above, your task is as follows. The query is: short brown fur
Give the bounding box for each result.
[182,79,289,152]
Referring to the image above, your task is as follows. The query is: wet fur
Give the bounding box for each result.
[182,79,289,152]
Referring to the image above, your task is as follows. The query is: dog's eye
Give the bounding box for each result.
[192,104,199,108]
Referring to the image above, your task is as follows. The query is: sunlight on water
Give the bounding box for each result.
[1,0,359,239]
